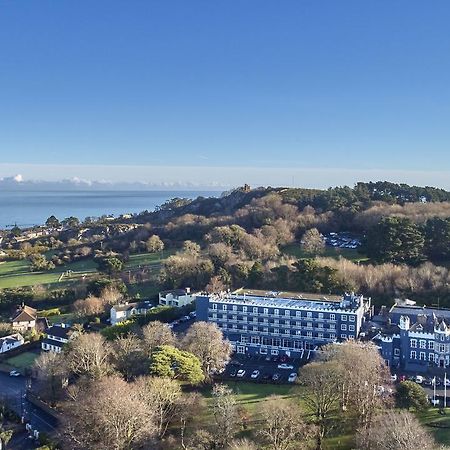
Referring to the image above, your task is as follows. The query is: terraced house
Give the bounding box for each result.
[374,304,450,372]
[196,289,371,357]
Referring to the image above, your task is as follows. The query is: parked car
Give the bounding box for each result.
[288,373,297,383]
[229,360,243,367]
[424,377,433,386]
[415,375,424,384]
[430,397,440,406]
[9,370,20,377]
[390,374,397,382]
[189,311,196,318]
[229,369,237,378]
[272,373,280,382]
[237,369,246,378]
[278,363,294,370]
[251,370,260,379]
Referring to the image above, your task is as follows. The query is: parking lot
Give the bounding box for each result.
[219,350,315,384]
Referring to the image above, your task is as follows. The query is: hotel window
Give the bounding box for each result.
[318,322,324,329]
[296,330,302,335]
[330,333,336,339]
[419,340,426,349]
[318,332,323,339]
[242,325,247,331]
[307,331,312,338]
[318,313,323,319]
[341,334,347,339]
[222,305,227,311]
[251,336,260,344]
[284,329,290,335]
[349,315,355,322]
[274,328,279,334]
[341,324,347,331]
[307,312,312,318]
[232,324,237,329]
[330,314,335,320]
[253,307,258,314]
[232,305,237,311]
[341,315,347,321]
[296,311,301,317]
[429,341,434,350]
[264,327,269,333]
[429,353,435,361]
[394,348,400,356]
[212,313,217,319]
[274,309,279,316]
[241,336,248,343]
[285,310,290,316]
[410,351,417,359]
[274,319,279,324]
[307,322,313,329]
[212,303,217,310]
[348,325,355,332]
[264,308,269,315]
[329,323,335,330]
[410,339,417,348]
[253,326,258,331]
[440,344,446,352]
[243,306,247,313]
[419,352,426,360]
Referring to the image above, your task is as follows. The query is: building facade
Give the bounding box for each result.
[0,333,24,354]
[110,301,154,325]
[159,288,195,308]
[196,290,370,357]
[42,324,77,353]
[374,305,450,373]
[11,305,37,332]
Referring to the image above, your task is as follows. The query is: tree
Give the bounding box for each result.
[0,322,12,338]
[301,228,325,255]
[33,351,69,404]
[62,216,80,228]
[141,321,175,357]
[182,322,233,381]
[149,345,204,384]
[72,295,104,318]
[45,215,60,228]
[227,439,258,450]
[395,381,429,411]
[424,218,450,261]
[319,341,391,428]
[355,410,437,450]
[97,257,124,275]
[211,384,239,448]
[301,361,341,449]
[363,217,425,265]
[135,376,182,438]
[62,376,156,450]
[65,333,112,379]
[146,235,165,253]
[111,334,147,380]
[257,396,312,450]
[29,253,55,272]
[183,240,201,256]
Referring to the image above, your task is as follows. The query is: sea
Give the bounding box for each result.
[0,190,220,229]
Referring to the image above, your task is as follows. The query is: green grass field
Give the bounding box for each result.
[282,243,368,262]
[125,250,174,270]
[417,408,450,444]
[5,351,39,369]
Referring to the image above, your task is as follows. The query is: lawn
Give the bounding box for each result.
[417,408,450,444]
[5,351,39,369]
[282,243,368,263]
[125,250,174,270]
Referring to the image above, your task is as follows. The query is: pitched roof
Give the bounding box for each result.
[12,305,37,323]
[45,325,73,339]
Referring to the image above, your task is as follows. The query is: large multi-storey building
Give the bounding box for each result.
[374,304,450,372]
[196,289,371,357]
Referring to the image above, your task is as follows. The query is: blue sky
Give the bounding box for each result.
[1,1,449,188]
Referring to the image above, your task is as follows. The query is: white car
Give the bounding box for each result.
[288,373,297,383]
[277,363,294,370]
[391,374,397,382]
[415,375,424,384]
[430,398,440,406]
[251,370,260,379]
[237,369,246,378]
[9,370,21,377]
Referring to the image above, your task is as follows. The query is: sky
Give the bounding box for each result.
[1,1,450,189]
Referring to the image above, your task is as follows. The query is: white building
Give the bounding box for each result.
[110,301,154,325]
[0,333,24,354]
[11,305,37,332]
[159,288,195,308]
[42,324,77,353]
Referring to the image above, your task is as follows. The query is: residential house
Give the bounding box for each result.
[196,289,371,357]
[0,333,24,354]
[159,288,195,308]
[42,324,77,353]
[11,305,37,332]
[110,301,154,325]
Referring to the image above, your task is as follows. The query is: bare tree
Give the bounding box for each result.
[211,384,239,448]
[111,334,147,380]
[227,438,258,450]
[301,361,341,450]
[301,228,325,255]
[72,295,104,318]
[146,235,165,253]
[319,341,391,429]
[65,333,113,379]
[182,322,232,381]
[257,396,313,450]
[179,392,206,450]
[134,376,182,439]
[62,376,156,450]
[141,321,175,357]
[355,410,437,450]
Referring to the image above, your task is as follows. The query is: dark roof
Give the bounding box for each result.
[113,301,153,312]
[159,289,190,297]
[36,317,49,332]
[0,334,23,345]
[46,325,72,339]
[391,305,450,321]
[43,338,65,348]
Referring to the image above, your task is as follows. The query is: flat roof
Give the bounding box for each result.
[232,289,343,302]
[391,305,450,319]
